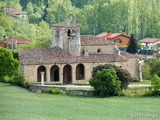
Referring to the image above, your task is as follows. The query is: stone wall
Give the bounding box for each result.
[29,84,66,93]
[81,45,117,54]
[68,90,94,95]
[28,84,94,96]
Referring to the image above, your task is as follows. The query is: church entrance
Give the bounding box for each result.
[50,65,59,81]
[63,65,72,84]
[37,66,46,82]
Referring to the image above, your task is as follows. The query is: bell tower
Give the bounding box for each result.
[51,14,81,56]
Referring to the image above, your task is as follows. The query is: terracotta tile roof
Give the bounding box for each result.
[96,32,130,39]
[81,35,115,45]
[107,33,130,39]
[0,37,33,44]
[4,7,27,15]
[96,32,109,38]
[14,47,128,64]
[120,51,136,58]
[139,38,160,43]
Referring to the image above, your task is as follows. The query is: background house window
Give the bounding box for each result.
[114,39,122,43]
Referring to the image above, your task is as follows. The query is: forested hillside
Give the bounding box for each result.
[0,0,160,48]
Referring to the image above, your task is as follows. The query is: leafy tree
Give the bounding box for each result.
[150,61,160,77]
[141,63,151,80]
[0,47,19,81]
[25,2,34,15]
[89,69,120,97]
[70,0,93,8]
[92,64,131,90]
[151,74,160,92]
[126,33,138,54]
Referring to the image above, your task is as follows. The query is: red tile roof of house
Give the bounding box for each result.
[4,7,27,15]
[14,47,128,64]
[81,35,115,45]
[139,38,160,43]
[96,32,109,38]
[96,32,130,39]
[107,33,130,39]
[0,37,33,44]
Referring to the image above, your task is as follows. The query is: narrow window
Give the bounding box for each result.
[67,30,71,36]
[97,48,101,53]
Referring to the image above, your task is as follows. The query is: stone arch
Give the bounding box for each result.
[63,64,72,84]
[66,14,75,23]
[50,65,59,81]
[76,63,85,80]
[37,66,46,82]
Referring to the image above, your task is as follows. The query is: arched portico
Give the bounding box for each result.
[37,66,46,82]
[76,64,85,80]
[50,65,59,81]
[63,65,72,84]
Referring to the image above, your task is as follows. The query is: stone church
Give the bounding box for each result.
[15,14,141,84]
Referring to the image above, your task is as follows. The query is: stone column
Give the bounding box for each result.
[72,64,76,84]
[41,72,45,86]
[46,65,50,83]
[59,64,64,84]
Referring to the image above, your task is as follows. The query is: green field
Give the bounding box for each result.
[0,82,160,120]
[130,80,151,85]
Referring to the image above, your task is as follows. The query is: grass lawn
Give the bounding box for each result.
[0,82,160,120]
[129,80,151,85]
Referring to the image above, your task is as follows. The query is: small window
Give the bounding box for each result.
[114,39,122,43]
[67,30,71,36]
[97,48,101,53]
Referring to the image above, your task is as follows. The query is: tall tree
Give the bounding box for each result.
[126,33,138,54]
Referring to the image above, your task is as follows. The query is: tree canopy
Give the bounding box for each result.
[0,0,160,49]
[89,68,120,97]
[92,64,132,90]
[0,47,20,81]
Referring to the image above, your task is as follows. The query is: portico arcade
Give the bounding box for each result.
[36,63,87,84]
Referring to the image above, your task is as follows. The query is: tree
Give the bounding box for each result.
[151,74,160,92]
[89,69,120,97]
[150,60,160,77]
[0,47,19,81]
[141,63,151,80]
[92,64,132,90]
[126,33,138,54]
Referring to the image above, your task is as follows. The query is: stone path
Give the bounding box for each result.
[44,84,151,88]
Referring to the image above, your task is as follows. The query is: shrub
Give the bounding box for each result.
[42,88,64,94]
[151,74,160,91]
[66,90,71,95]
[143,91,153,97]
[119,90,127,97]
[143,91,160,96]
[11,74,28,88]
[89,69,120,97]
[12,74,25,87]
[0,76,10,83]
[92,64,132,90]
